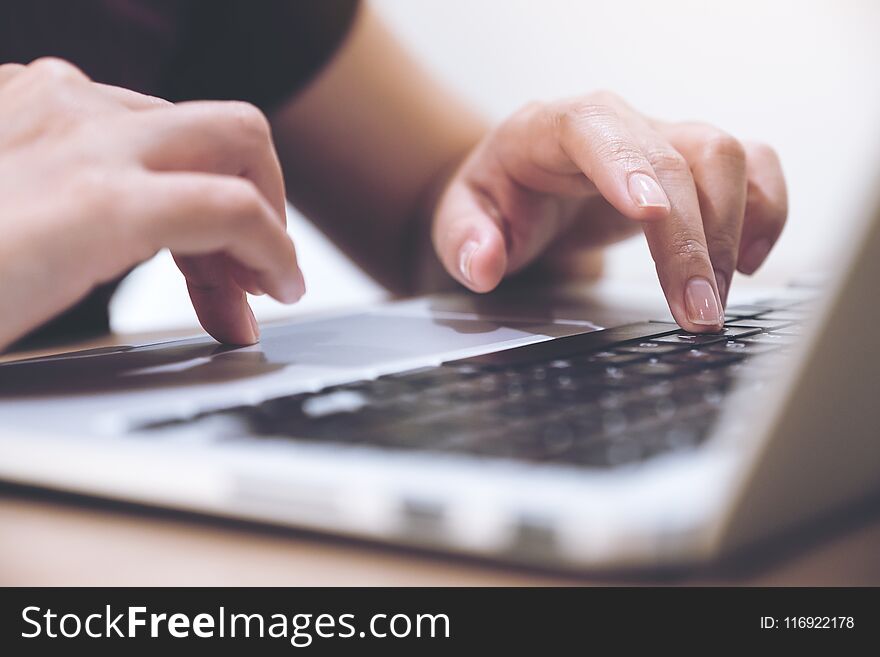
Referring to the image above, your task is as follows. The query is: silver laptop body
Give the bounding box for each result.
[0,189,877,572]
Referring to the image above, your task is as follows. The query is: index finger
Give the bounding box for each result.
[636,128,725,332]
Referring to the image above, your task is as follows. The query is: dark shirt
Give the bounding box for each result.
[0,0,358,346]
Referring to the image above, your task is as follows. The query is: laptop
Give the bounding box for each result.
[0,191,878,573]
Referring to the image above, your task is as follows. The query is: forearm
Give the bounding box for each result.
[269,2,487,295]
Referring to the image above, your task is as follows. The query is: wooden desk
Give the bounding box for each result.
[2,332,879,586]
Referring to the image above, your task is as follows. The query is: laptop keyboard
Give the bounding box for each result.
[136,298,810,469]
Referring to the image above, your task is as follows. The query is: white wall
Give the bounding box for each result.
[112,0,880,332]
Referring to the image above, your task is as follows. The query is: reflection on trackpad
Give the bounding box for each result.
[257,312,591,367]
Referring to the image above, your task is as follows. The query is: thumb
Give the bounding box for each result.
[432,180,509,293]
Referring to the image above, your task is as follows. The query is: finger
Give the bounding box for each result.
[738,142,787,274]
[227,259,267,296]
[499,98,672,219]
[122,100,287,220]
[126,173,304,344]
[432,176,509,292]
[120,101,290,330]
[143,175,304,302]
[0,59,113,139]
[174,253,259,346]
[24,57,90,82]
[635,127,724,332]
[662,123,748,305]
[536,95,670,221]
[436,95,677,292]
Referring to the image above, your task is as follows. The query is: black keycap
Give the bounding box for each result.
[708,340,782,356]
[579,351,646,365]
[724,304,774,318]
[623,360,692,377]
[616,342,689,355]
[752,297,813,309]
[757,311,808,322]
[771,325,805,337]
[651,325,760,345]
[736,332,799,346]
[453,322,680,368]
[725,318,794,331]
[662,349,741,368]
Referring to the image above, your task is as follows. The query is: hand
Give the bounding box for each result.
[432,91,787,332]
[0,58,304,351]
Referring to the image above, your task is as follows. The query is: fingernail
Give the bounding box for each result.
[628,173,670,210]
[685,276,723,326]
[739,238,772,274]
[247,305,260,342]
[458,239,481,285]
[714,268,729,307]
[278,273,306,303]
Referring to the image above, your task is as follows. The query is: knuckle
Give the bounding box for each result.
[594,138,646,170]
[27,57,88,82]
[746,141,781,166]
[561,98,618,127]
[707,230,741,260]
[773,195,789,224]
[646,147,689,176]
[0,62,25,78]
[555,99,619,146]
[744,141,787,225]
[501,100,544,138]
[668,229,711,262]
[700,129,746,167]
[515,99,545,120]
[765,188,788,223]
[748,185,788,228]
[222,100,272,143]
[213,178,263,223]
[584,89,621,107]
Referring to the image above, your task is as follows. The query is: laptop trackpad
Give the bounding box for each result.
[0,312,596,398]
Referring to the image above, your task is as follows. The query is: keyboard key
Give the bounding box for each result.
[616,342,689,355]
[771,325,806,337]
[757,311,808,322]
[454,322,680,368]
[736,332,799,346]
[708,340,782,356]
[623,360,692,377]
[725,318,794,331]
[662,349,742,368]
[724,304,774,318]
[537,420,578,455]
[605,441,644,467]
[651,325,760,345]
[752,297,814,309]
[580,351,646,365]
